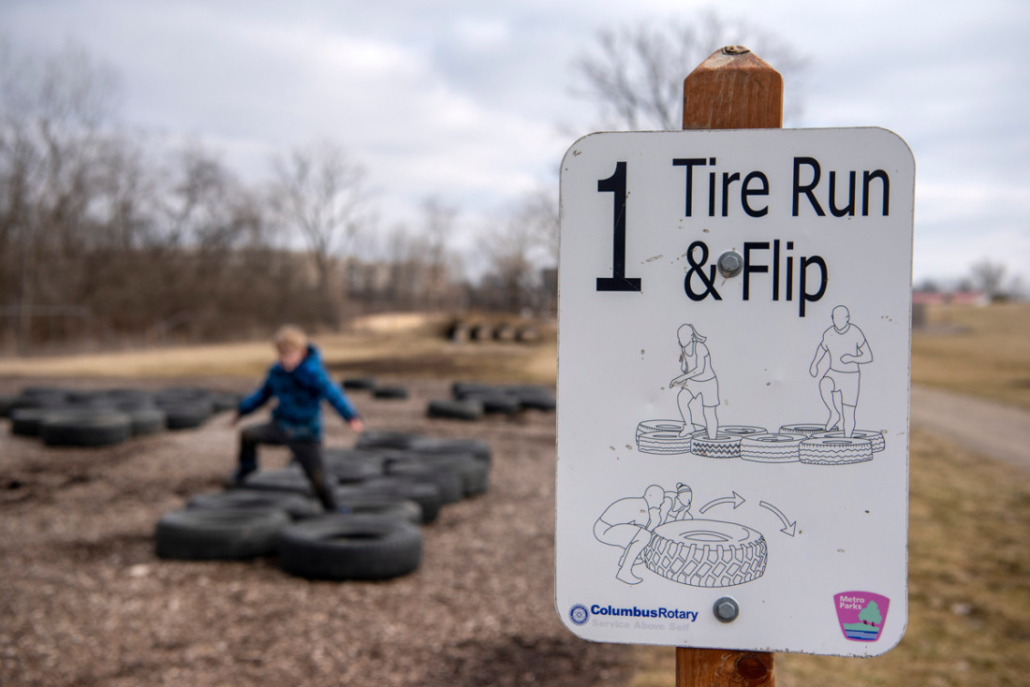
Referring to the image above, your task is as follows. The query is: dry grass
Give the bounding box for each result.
[912,303,1030,411]
[628,427,1030,687]
[0,314,558,385]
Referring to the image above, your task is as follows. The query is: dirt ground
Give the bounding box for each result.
[0,376,630,687]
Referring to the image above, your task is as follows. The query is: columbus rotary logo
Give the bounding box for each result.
[569,604,589,625]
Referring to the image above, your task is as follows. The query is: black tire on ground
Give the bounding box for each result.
[355,430,421,451]
[211,393,242,413]
[162,402,212,430]
[155,509,290,560]
[512,391,556,412]
[0,395,15,418]
[341,377,377,391]
[334,495,422,525]
[372,386,409,400]
[187,490,324,520]
[322,449,387,483]
[386,461,465,505]
[641,519,768,587]
[10,408,59,436]
[451,382,494,399]
[407,437,492,464]
[338,480,444,524]
[426,399,483,421]
[40,410,133,447]
[469,394,521,415]
[412,454,489,497]
[278,515,422,581]
[243,468,323,495]
[125,408,166,436]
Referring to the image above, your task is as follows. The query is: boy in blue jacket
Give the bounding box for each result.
[230,325,364,511]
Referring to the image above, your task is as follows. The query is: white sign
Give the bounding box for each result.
[555,128,914,657]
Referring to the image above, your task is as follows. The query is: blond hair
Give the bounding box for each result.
[274,325,308,352]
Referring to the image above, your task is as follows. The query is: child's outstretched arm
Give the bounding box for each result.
[237,377,273,418]
[316,366,363,431]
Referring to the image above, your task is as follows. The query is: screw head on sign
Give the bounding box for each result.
[717,251,744,278]
[714,597,740,623]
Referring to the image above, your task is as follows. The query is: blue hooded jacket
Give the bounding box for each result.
[237,344,359,441]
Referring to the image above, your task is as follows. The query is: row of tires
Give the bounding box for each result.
[340,377,410,400]
[155,432,492,580]
[425,381,556,421]
[2,386,239,447]
[635,420,885,464]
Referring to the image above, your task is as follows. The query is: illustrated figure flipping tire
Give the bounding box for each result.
[593,485,665,585]
[809,305,873,438]
[670,324,720,439]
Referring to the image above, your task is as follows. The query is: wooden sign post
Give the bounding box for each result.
[675,46,782,687]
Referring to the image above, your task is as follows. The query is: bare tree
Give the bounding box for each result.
[270,140,372,330]
[969,259,1008,301]
[572,12,808,130]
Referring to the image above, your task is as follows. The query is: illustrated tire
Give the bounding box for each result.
[739,433,803,463]
[636,430,694,455]
[641,519,768,587]
[810,429,886,453]
[155,509,289,560]
[277,515,422,580]
[690,433,742,459]
[636,419,686,438]
[799,437,874,465]
[719,425,768,437]
[778,423,828,437]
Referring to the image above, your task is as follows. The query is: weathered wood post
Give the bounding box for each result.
[675,45,782,687]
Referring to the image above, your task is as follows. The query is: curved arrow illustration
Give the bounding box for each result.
[759,501,797,537]
[699,491,745,514]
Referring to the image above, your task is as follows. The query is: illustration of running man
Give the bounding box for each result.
[809,305,873,438]
[670,324,720,439]
[593,485,664,585]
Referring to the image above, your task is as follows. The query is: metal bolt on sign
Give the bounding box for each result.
[714,597,740,623]
[717,251,744,278]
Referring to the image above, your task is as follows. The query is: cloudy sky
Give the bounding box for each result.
[2,0,1028,286]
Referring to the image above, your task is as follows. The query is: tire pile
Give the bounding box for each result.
[154,431,492,582]
[1,386,239,447]
[635,419,885,465]
[426,381,556,421]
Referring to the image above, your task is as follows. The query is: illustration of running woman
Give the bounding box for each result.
[809,305,873,438]
[670,324,720,439]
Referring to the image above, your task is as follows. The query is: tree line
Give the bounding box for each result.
[0,41,559,354]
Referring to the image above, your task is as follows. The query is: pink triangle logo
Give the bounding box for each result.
[834,591,890,642]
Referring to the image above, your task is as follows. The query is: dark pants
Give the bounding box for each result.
[239,422,337,512]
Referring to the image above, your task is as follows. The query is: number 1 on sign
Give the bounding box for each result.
[596,161,642,292]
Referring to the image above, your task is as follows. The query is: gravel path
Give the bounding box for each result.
[911,384,1030,473]
[0,377,629,687]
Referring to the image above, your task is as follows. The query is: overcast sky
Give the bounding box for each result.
[2,0,1028,286]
